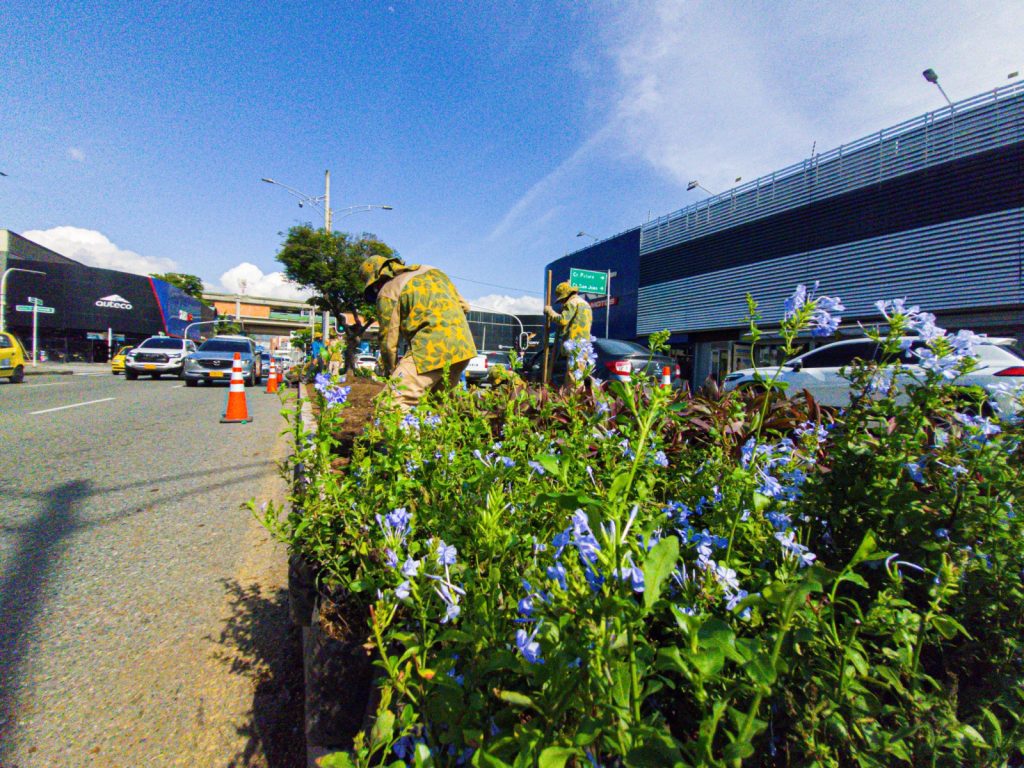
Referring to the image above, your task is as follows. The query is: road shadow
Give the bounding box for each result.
[0,479,90,763]
[213,578,306,768]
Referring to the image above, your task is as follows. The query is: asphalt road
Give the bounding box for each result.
[0,371,299,767]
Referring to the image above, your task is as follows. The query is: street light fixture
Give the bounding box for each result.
[262,173,393,231]
[922,68,953,107]
[576,231,599,242]
[687,180,716,195]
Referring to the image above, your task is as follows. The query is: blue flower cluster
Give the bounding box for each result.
[563,336,598,378]
[314,372,351,408]
[784,282,845,337]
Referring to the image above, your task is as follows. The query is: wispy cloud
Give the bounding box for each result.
[22,226,176,274]
[67,147,85,162]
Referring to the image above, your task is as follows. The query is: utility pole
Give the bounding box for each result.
[324,170,332,232]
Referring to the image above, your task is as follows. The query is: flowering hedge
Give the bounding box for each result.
[263,288,1024,768]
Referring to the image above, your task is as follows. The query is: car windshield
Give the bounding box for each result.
[487,352,511,365]
[199,339,251,353]
[595,339,650,356]
[138,337,183,349]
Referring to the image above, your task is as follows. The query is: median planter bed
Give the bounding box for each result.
[262,296,1024,767]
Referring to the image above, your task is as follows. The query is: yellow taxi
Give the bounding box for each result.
[0,331,27,384]
[110,345,134,375]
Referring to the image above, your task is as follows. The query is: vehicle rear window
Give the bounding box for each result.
[595,339,649,356]
[139,337,184,349]
[199,340,251,353]
[487,352,511,365]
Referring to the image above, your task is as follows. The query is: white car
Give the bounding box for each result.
[355,354,378,372]
[722,337,1024,416]
[124,336,197,379]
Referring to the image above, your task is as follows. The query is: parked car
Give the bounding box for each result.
[465,351,512,385]
[722,336,1024,415]
[110,345,133,375]
[354,354,379,372]
[124,336,196,380]
[183,335,263,387]
[523,339,683,389]
[0,331,27,384]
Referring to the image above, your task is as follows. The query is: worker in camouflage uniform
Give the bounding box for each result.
[545,281,594,383]
[360,255,477,411]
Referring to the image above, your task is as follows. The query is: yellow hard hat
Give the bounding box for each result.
[359,255,399,290]
[554,281,578,301]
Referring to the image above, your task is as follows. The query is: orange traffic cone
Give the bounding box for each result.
[661,365,672,388]
[265,359,278,394]
[221,353,252,423]
[276,361,284,386]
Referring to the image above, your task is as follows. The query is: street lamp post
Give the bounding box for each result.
[922,68,954,107]
[261,174,393,231]
[687,180,716,195]
[0,267,47,333]
[576,231,599,243]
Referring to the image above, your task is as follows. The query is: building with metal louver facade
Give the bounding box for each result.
[547,81,1023,387]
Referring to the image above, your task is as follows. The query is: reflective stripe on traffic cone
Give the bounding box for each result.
[661,365,671,388]
[265,359,278,394]
[221,352,252,423]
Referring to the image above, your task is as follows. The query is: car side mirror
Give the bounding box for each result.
[787,360,803,372]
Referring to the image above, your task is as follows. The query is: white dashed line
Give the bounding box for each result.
[31,397,116,415]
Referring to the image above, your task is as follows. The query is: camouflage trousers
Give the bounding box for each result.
[387,356,470,411]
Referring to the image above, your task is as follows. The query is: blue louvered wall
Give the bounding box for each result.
[637,82,1024,336]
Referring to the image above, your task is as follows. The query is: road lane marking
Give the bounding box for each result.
[173,384,185,388]
[25,382,73,388]
[31,397,116,415]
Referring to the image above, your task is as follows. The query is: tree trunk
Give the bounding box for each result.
[343,323,361,373]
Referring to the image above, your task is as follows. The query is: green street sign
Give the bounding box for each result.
[16,304,55,313]
[28,297,43,305]
[569,268,608,294]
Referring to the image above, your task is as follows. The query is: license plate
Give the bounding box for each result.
[208,371,224,378]
[144,364,156,370]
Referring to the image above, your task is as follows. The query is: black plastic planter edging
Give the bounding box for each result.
[288,548,319,627]
[304,592,375,749]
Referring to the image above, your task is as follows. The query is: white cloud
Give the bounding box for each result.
[21,226,178,275]
[216,262,312,301]
[468,294,544,316]
[67,147,85,162]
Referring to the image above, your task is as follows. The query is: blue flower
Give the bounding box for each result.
[527,460,546,475]
[395,580,411,599]
[385,548,399,568]
[435,539,458,566]
[324,385,351,407]
[515,626,543,664]
[775,530,817,567]
[313,373,332,393]
[618,439,635,460]
[518,594,534,616]
[651,450,669,468]
[905,462,925,484]
[935,528,950,540]
[400,413,420,431]
[766,511,792,531]
[546,561,567,590]
[613,555,645,593]
[401,557,421,577]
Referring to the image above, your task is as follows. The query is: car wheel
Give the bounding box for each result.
[152,373,161,379]
[186,379,198,387]
[125,369,138,380]
[11,365,25,384]
[245,371,254,387]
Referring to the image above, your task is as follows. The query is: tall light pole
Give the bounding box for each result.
[261,174,392,231]
[687,180,716,195]
[1,267,46,333]
[922,68,954,107]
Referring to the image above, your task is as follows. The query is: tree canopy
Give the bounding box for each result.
[275,225,397,368]
[151,272,205,299]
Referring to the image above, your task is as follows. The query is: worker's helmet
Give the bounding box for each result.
[554,281,578,302]
[359,255,399,290]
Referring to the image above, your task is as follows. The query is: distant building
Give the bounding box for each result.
[1,230,211,363]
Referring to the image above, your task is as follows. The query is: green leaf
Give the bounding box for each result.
[317,753,357,768]
[537,746,577,768]
[744,652,776,686]
[535,454,561,476]
[625,730,685,767]
[690,647,724,677]
[370,709,396,748]
[958,724,988,748]
[931,615,971,640]
[609,470,631,501]
[849,530,888,566]
[643,536,680,611]
[494,689,535,709]
[472,751,512,768]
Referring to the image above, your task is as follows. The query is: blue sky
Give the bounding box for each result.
[4,1,1022,313]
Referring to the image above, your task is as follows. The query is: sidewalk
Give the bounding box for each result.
[24,362,110,377]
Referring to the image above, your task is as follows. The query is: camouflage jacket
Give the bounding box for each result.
[376,265,477,375]
[551,294,593,343]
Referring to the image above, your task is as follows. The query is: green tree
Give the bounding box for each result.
[151,272,206,300]
[275,225,395,371]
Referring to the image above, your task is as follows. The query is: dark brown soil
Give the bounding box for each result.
[304,377,385,465]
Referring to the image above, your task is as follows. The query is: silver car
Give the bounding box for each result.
[723,336,1024,416]
[124,336,197,380]
[183,335,263,387]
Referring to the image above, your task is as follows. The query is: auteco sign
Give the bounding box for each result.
[95,294,133,310]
